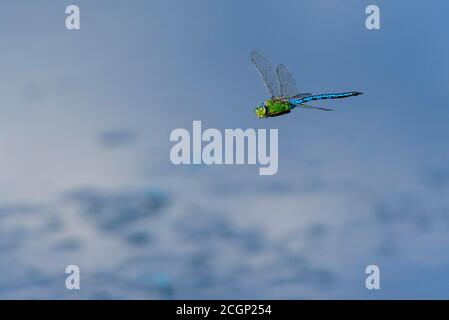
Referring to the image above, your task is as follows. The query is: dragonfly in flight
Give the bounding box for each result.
[251,50,362,118]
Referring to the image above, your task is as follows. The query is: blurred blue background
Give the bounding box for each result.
[0,0,449,299]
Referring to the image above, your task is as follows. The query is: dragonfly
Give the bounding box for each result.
[251,50,362,118]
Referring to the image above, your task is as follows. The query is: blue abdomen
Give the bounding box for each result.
[289,91,361,104]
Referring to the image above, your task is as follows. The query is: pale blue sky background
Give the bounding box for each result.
[0,0,449,299]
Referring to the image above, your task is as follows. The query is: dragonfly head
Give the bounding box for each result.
[254,105,267,118]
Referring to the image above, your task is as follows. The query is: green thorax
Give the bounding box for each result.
[264,98,291,117]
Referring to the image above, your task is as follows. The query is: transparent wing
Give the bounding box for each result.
[276,64,300,97]
[298,103,333,111]
[251,50,280,97]
[292,93,312,99]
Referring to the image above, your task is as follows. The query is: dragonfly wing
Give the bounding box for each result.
[251,50,281,97]
[291,93,312,99]
[276,64,301,97]
[297,103,333,111]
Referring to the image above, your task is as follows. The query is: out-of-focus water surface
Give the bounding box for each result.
[1,0,449,299]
